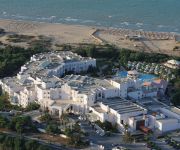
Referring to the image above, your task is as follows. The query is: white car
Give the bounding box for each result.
[112,146,126,150]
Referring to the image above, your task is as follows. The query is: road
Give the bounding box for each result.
[153,139,175,150]
[80,121,149,150]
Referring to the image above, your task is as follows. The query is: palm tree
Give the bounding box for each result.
[124,124,129,133]
[122,124,133,144]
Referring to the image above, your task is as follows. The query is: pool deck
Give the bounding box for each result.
[117,71,158,82]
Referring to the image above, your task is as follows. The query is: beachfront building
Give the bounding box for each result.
[17,51,96,81]
[34,76,63,107]
[164,59,180,69]
[1,51,177,134]
[89,98,148,132]
[47,75,121,117]
[0,77,36,108]
[148,107,180,133]
[127,79,168,100]
[109,76,160,101]
[61,75,119,106]
[0,51,96,108]
[0,77,25,105]
[89,97,180,133]
[110,77,142,98]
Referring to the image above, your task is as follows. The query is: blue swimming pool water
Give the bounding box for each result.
[117,71,157,82]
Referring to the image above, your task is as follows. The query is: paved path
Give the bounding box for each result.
[154,139,175,150]
[80,121,149,150]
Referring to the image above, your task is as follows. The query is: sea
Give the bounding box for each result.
[0,0,179,33]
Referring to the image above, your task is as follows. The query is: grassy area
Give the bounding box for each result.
[28,37,52,49]
[0,132,52,150]
[7,34,35,43]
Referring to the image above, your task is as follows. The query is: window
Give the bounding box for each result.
[121,120,124,124]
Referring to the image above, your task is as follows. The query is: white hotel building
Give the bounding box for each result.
[0,51,96,108]
[0,51,179,133]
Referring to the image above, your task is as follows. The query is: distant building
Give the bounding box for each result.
[164,59,180,69]
[125,34,142,41]
[152,79,168,95]
[127,70,139,79]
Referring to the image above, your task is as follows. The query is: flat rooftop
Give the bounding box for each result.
[0,77,24,93]
[32,51,94,63]
[37,76,63,89]
[64,75,115,95]
[170,107,180,115]
[112,77,130,84]
[100,98,146,114]
[91,104,107,113]
[19,51,95,78]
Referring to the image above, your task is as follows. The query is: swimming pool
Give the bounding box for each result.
[117,71,158,82]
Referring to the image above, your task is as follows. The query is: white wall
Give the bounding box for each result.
[50,88,61,100]
[104,88,119,99]
[110,80,128,98]
[128,90,143,100]
[145,91,157,97]
[159,108,180,120]
[155,119,180,132]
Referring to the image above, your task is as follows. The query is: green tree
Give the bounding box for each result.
[3,136,15,149]
[14,137,25,150]
[26,102,40,111]
[46,124,61,134]
[16,123,23,134]
[172,91,180,106]
[37,145,51,150]
[0,115,9,128]
[10,116,36,133]
[0,134,6,144]
[86,45,96,57]
[122,124,133,144]
[40,113,52,123]
[25,140,39,150]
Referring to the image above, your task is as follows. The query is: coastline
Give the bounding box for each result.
[0,18,179,36]
[0,18,179,56]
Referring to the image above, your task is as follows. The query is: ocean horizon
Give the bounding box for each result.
[0,0,179,33]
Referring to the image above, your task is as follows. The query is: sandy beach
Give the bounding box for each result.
[0,19,97,44]
[0,19,179,56]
